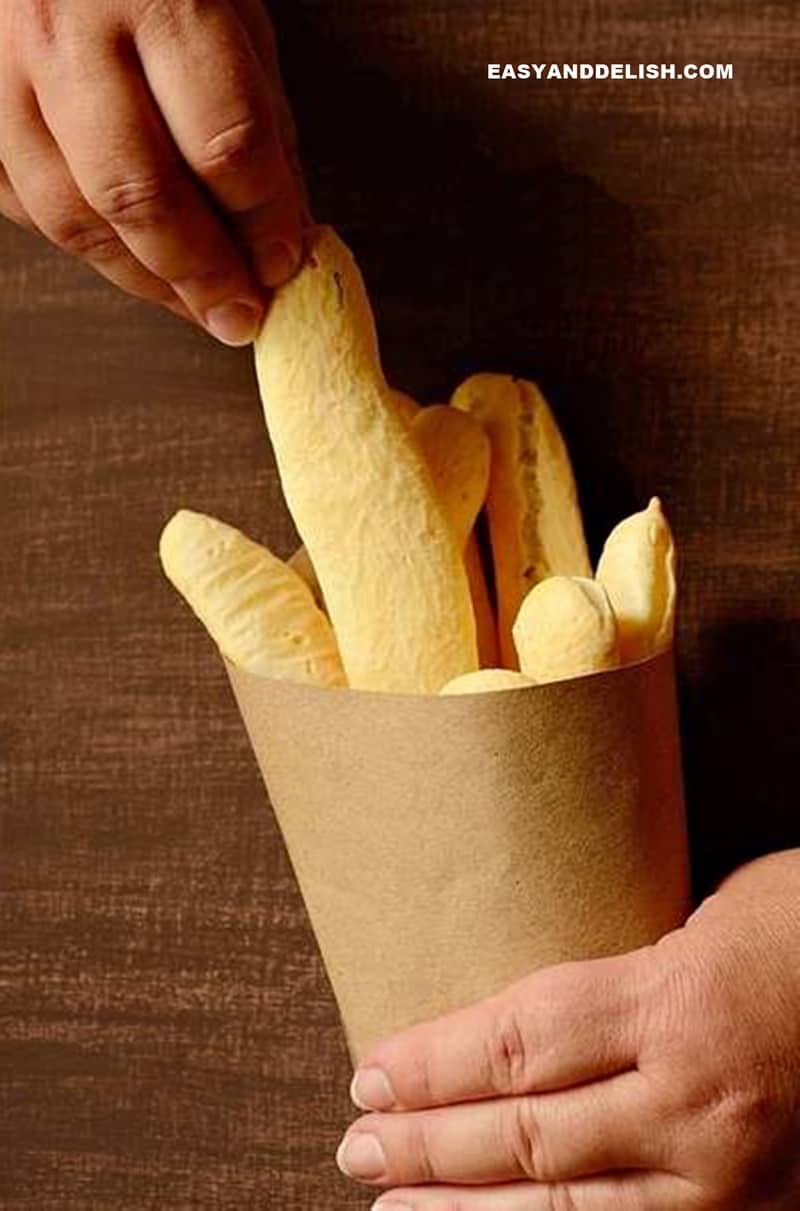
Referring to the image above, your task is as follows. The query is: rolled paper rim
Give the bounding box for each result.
[223,645,675,702]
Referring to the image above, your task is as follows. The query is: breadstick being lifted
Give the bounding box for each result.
[160,510,346,688]
[513,576,619,684]
[295,403,499,667]
[596,497,676,662]
[289,389,421,608]
[289,402,494,646]
[452,374,591,667]
[254,226,477,693]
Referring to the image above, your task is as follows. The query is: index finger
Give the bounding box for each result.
[135,0,304,287]
[31,40,264,344]
[351,953,645,1112]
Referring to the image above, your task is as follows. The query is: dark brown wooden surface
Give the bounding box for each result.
[1,2,799,1206]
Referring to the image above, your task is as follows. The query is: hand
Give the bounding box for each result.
[338,849,800,1209]
[0,0,305,344]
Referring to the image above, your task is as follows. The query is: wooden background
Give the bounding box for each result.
[1,1,798,1206]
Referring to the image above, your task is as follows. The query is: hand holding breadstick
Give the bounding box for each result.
[161,228,678,694]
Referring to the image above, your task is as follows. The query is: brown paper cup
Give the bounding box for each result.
[227,650,690,1062]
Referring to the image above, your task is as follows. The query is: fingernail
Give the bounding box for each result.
[350,1066,396,1111]
[336,1132,387,1181]
[260,239,300,287]
[205,300,263,346]
[372,1203,412,1211]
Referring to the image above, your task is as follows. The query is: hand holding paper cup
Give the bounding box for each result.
[159,226,690,1061]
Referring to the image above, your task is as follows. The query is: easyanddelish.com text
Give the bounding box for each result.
[488,63,734,81]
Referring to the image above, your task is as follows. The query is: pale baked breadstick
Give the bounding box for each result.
[254,226,477,693]
[412,405,499,666]
[596,497,676,662]
[440,669,535,695]
[452,374,590,667]
[513,576,619,684]
[160,509,346,687]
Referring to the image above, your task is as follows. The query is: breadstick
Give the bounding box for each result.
[390,389,421,425]
[288,400,478,617]
[254,226,477,693]
[412,406,499,666]
[513,576,619,684]
[596,497,676,662]
[412,406,490,546]
[452,374,591,667]
[288,545,323,608]
[159,509,346,687]
[440,668,535,695]
[462,540,499,668]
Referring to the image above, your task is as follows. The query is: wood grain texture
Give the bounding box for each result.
[1,1,798,1205]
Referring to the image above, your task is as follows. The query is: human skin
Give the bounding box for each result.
[338,849,800,1209]
[0,0,304,345]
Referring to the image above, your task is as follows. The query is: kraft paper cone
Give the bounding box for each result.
[227,651,689,1062]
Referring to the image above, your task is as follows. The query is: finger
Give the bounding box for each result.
[31,35,264,344]
[162,297,199,325]
[0,162,35,229]
[352,953,646,1113]
[338,1071,662,1188]
[235,0,311,219]
[0,83,199,315]
[371,1172,697,1211]
[135,0,303,286]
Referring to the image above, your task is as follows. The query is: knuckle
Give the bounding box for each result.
[91,173,175,230]
[414,1053,436,1108]
[545,1185,581,1211]
[48,213,121,261]
[484,1003,532,1095]
[198,117,271,181]
[135,0,216,43]
[22,0,58,43]
[709,1087,778,1171]
[135,0,180,38]
[404,1116,436,1184]
[642,955,712,1062]
[655,1076,778,1203]
[506,1097,550,1180]
[134,0,176,40]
